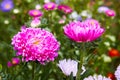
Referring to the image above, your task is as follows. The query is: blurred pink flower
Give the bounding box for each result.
[57,59,85,76]
[84,75,111,80]
[28,9,43,17]
[11,27,60,64]
[43,2,57,10]
[114,64,120,80]
[58,4,73,14]
[12,58,20,65]
[105,10,116,17]
[7,61,13,68]
[63,19,104,42]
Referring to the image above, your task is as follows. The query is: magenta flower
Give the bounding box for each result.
[12,58,20,65]
[11,27,60,64]
[84,75,111,80]
[28,9,43,17]
[7,61,13,68]
[63,19,104,42]
[43,2,57,10]
[58,4,73,14]
[114,64,120,80]
[105,10,116,17]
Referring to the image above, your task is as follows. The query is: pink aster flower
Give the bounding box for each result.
[84,75,111,80]
[63,20,104,42]
[105,10,116,17]
[11,27,60,64]
[57,59,85,77]
[58,4,73,14]
[114,64,120,80]
[12,58,20,66]
[28,9,43,17]
[43,2,57,10]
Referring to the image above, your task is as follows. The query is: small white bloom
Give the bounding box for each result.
[105,35,116,42]
[13,9,20,14]
[101,54,112,63]
[4,20,9,24]
[57,59,85,76]
[35,4,41,10]
[104,42,110,47]
[80,10,92,18]
[31,19,41,28]
[44,0,50,3]
[70,11,78,19]
[115,64,120,80]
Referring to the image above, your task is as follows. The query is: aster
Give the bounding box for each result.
[0,0,14,12]
[11,27,60,64]
[84,75,111,80]
[57,59,85,77]
[115,64,120,80]
[43,2,57,10]
[105,10,116,17]
[63,19,104,42]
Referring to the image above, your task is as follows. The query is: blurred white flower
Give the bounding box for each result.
[31,19,41,28]
[80,10,92,18]
[13,9,19,14]
[104,42,110,47]
[44,0,50,3]
[101,54,112,63]
[84,74,111,80]
[4,20,9,24]
[35,4,41,10]
[57,59,85,76]
[115,64,120,80]
[97,6,109,13]
[105,35,116,42]
[70,11,78,19]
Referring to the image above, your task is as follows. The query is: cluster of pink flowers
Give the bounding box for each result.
[11,27,60,64]
[43,2,73,14]
[63,19,104,42]
[7,57,20,67]
[98,6,116,17]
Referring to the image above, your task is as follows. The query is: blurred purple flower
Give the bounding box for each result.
[58,4,73,14]
[114,64,120,80]
[57,59,85,76]
[43,2,57,10]
[84,75,111,80]
[11,27,60,64]
[55,0,63,5]
[29,9,43,18]
[105,10,116,17]
[0,0,14,12]
[97,6,109,13]
[12,58,20,66]
[7,61,12,68]
[63,19,104,42]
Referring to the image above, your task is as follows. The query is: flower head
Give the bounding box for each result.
[12,58,20,65]
[58,4,73,14]
[0,0,14,12]
[43,2,57,10]
[105,10,116,17]
[11,27,60,64]
[63,19,104,42]
[57,59,85,76]
[84,75,111,80]
[114,65,120,80]
[7,61,13,67]
[29,9,43,17]
[97,6,109,13]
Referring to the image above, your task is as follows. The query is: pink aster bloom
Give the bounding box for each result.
[105,10,116,17]
[11,27,60,64]
[12,58,20,66]
[43,2,57,10]
[84,75,111,80]
[114,64,120,80]
[63,20,104,42]
[28,9,43,17]
[57,59,85,77]
[58,4,73,14]
[7,61,13,68]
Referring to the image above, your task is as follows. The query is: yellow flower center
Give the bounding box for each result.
[5,4,11,9]
[33,11,38,15]
[47,4,52,8]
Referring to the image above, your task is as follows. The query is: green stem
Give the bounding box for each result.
[76,43,85,80]
[32,62,35,80]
